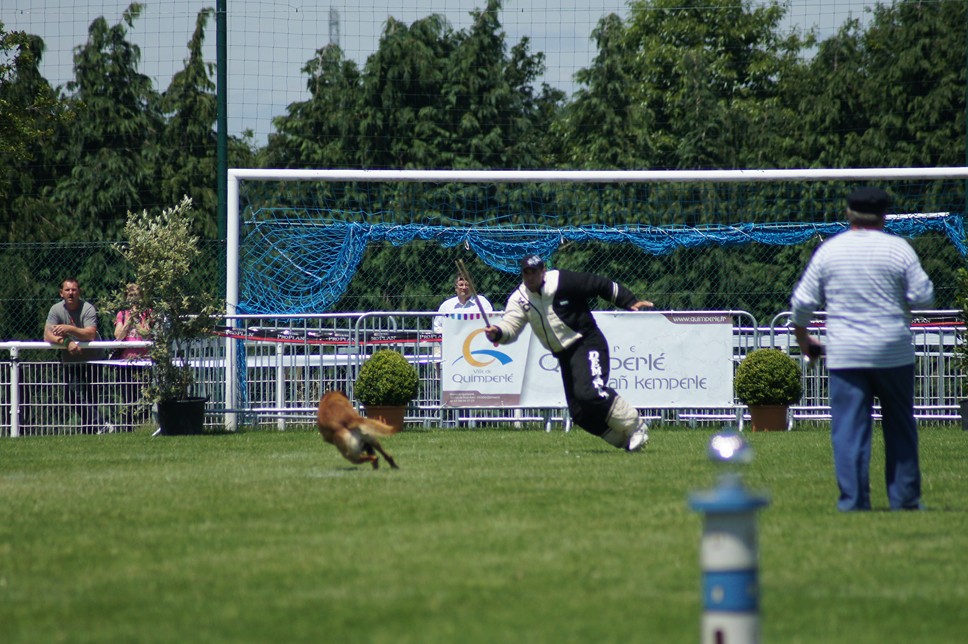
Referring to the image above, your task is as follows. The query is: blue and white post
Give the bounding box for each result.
[689,432,770,644]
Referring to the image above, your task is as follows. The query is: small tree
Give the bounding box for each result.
[114,196,222,402]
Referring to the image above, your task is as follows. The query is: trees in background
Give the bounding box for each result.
[6,0,965,228]
[551,0,964,316]
[0,23,78,341]
[553,13,653,169]
[0,4,252,340]
[0,25,73,243]
[264,0,565,310]
[788,0,968,310]
[262,43,362,169]
[557,0,813,171]
[0,0,966,328]
[48,3,162,243]
[856,0,966,168]
[9,2,254,245]
[266,0,562,171]
[158,7,219,239]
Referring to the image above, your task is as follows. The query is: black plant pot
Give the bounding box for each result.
[156,397,208,435]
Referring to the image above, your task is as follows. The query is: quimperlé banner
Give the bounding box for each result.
[440,311,734,408]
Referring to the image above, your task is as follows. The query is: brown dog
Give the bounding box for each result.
[316,390,400,469]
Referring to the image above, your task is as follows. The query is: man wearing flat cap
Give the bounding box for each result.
[790,187,935,511]
[485,255,654,452]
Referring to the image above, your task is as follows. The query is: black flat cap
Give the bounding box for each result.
[520,254,545,270]
[847,187,890,217]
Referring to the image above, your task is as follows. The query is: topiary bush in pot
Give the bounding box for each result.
[735,348,803,407]
[354,349,420,407]
[735,348,803,431]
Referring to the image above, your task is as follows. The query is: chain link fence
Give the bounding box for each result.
[1,233,961,350]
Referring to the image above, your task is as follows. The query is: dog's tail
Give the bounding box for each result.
[356,416,398,437]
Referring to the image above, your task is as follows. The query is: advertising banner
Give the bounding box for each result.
[441,312,734,408]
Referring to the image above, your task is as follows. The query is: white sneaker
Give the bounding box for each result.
[626,420,649,452]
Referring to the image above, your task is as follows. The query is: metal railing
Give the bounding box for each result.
[768,310,965,423]
[2,310,964,436]
[0,341,151,437]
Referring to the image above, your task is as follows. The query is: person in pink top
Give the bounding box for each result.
[113,283,151,430]
[114,283,150,358]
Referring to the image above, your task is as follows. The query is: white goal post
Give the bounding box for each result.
[223,166,968,430]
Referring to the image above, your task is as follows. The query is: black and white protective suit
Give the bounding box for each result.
[489,269,643,446]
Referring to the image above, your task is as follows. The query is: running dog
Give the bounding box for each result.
[316,390,400,469]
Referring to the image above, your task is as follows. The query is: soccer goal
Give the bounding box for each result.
[223,167,968,428]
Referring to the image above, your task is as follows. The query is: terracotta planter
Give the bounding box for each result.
[748,404,789,432]
[363,405,407,432]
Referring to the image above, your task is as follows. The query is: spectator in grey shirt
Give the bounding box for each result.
[791,187,934,511]
[44,277,108,434]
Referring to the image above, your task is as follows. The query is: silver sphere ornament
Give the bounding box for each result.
[707,431,753,466]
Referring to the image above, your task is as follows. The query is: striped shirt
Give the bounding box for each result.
[790,229,935,369]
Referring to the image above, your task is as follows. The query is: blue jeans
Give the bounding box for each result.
[829,365,921,511]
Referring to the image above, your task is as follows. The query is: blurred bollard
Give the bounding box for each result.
[689,431,770,644]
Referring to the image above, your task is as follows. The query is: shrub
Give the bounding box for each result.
[354,349,419,406]
[735,348,802,406]
[111,196,223,403]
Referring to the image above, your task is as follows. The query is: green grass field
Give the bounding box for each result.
[2,424,967,643]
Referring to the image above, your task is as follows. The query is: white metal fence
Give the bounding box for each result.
[2,310,964,436]
[768,310,965,424]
